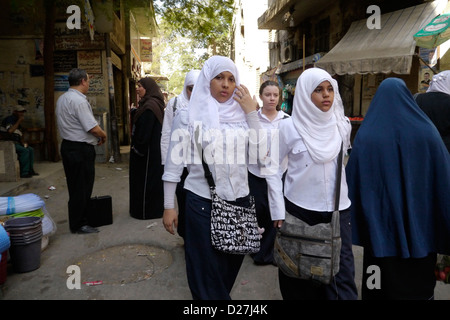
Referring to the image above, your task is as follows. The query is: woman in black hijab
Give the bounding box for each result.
[130,77,165,219]
[346,78,450,299]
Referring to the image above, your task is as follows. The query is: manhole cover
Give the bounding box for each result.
[73,244,172,285]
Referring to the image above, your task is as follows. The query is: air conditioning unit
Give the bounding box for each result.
[281,41,293,64]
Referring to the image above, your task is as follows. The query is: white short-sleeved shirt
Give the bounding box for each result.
[56,88,99,145]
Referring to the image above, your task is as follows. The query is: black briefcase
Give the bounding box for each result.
[87,195,113,227]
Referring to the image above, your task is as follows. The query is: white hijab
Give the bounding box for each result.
[427,70,450,95]
[177,69,201,110]
[292,67,351,163]
[188,56,246,134]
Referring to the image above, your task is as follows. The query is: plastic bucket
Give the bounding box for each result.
[6,224,41,233]
[8,229,42,239]
[9,232,42,245]
[4,217,42,229]
[8,227,42,236]
[8,238,42,273]
[4,217,42,273]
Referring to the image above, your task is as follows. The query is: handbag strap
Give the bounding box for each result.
[194,127,216,188]
[334,142,344,212]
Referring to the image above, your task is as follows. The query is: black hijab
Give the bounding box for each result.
[134,77,165,124]
[346,78,450,258]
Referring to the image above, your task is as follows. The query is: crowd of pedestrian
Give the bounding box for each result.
[40,58,450,300]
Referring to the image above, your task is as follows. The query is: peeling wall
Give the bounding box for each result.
[0,39,45,128]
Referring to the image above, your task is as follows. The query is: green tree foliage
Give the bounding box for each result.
[154,0,234,95]
[152,19,204,95]
[155,0,234,55]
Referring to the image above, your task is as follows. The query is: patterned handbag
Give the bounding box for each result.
[209,186,260,254]
[195,128,260,255]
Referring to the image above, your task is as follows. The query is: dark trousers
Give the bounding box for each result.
[61,140,96,232]
[278,198,358,300]
[184,190,245,300]
[15,143,34,176]
[361,253,437,300]
[248,171,276,264]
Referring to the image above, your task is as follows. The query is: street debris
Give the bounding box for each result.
[83,280,103,286]
[146,222,157,229]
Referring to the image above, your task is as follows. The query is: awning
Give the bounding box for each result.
[315,1,446,75]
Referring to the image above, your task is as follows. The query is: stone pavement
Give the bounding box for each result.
[0,158,449,302]
[0,159,282,300]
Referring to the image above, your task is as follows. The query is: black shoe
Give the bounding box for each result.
[76,225,99,234]
[20,174,32,178]
[30,171,39,176]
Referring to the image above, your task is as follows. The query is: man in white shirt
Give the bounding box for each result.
[56,68,107,234]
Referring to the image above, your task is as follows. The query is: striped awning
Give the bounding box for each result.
[315,1,446,75]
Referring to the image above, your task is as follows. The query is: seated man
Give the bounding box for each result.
[1,105,38,178]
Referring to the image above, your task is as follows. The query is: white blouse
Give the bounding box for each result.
[269,118,351,218]
[160,97,177,165]
[247,108,289,178]
[163,110,262,209]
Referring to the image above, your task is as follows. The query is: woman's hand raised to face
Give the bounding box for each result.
[234,84,258,114]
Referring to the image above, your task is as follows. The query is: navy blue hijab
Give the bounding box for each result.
[346,78,450,258]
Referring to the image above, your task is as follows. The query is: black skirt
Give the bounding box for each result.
[361,252,437,300]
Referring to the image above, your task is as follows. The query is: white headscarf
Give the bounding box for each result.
[292,67,351,163]
[188,56,246,134]
[427,70,450,95]
[177,69,201,110]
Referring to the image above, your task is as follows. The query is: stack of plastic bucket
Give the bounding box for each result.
[4,217,42,273]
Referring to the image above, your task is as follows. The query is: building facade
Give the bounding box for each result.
[257,0,449,126]
[232,0,271,105]
[0,0,158,162]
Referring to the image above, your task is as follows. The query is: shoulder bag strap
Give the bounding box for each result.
[194,127,215,188]
[172,97,178,116]
[334,142,344,212]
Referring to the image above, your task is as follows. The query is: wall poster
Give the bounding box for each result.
[77,51,102,74]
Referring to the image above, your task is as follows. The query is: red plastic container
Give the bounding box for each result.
[0,250,7,284]
[0,231,10,284]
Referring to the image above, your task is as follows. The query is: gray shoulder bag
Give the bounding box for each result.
[273,142,343,284]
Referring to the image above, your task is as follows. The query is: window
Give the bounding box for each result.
[315,17,330,52]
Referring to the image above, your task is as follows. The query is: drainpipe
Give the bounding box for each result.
[105,33,121,163]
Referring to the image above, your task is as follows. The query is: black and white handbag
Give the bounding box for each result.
[195,128,260,255]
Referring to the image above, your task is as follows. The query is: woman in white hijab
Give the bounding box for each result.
[161,69,201,165]
[415,70,450,152]
[162,56,260,300]
[271,67,357,300]
[160,69,200,239]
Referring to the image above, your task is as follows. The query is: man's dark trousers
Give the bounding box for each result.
[61,139,96,232]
